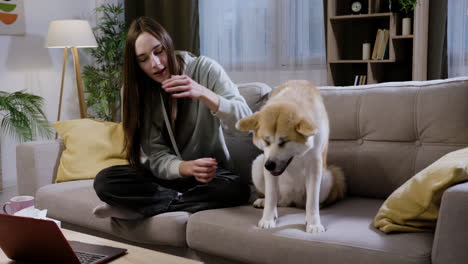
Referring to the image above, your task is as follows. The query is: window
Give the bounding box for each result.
[199,0,326,72]
[448,0,468,77]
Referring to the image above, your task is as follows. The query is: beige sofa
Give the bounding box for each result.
[16,78,468,264]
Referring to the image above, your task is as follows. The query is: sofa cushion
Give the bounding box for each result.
[53,119,128,183]
[187,198,433,264]
[36,180,190,247]
[320,77,468,198]
[236,82,271,113]
[374,146,468,233]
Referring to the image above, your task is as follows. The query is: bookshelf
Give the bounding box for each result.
[326,0,429,86]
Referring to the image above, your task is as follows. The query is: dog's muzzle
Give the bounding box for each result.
[267,156,294,176]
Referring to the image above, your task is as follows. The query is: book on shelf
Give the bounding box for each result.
[377,29,390,59]
[371,29,383,60]
[371,28,390,60]
[354,75,367,86]
[354,75,359,86]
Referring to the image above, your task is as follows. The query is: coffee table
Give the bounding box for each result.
[0,228,203,264]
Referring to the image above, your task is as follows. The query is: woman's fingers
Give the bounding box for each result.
[161,75,183,84]
[162,75,189,87]
[195,172,214,178]
[189,158,217,182]
[171,91,192,98]
[194,158,217,167]
[164,85,189,93]
[162,75,207,100]
[194,173,215,183]
[162,79,189,89]
[194,166,217,174]
[195,176,212,183]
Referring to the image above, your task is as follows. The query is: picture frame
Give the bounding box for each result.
[0,0,25,35]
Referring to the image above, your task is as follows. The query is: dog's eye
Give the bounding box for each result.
[278,141,287,147]
[264,139,270,146]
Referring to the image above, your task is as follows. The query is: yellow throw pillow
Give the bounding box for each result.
[53,119,129,183]
[374,147,468,233]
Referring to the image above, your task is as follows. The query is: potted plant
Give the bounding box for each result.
[0,91,53,189]
[82,3,126,121]
[399,0,417,35]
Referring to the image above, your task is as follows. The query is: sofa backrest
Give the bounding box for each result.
[232,78,468,199]
[321,77,468,199]
[224,82,271,184]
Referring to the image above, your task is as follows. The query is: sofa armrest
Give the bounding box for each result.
[16,140,64,196]
[432,181,468,264]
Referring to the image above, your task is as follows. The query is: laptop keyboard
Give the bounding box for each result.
[75,250,107,264]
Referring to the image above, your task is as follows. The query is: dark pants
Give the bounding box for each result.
[93,165,250,217]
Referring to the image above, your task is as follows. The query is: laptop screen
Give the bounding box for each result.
[0,214,126,264]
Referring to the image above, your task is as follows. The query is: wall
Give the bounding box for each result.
[0,0,121,189]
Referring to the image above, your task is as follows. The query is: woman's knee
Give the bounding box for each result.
[93,165,128,198]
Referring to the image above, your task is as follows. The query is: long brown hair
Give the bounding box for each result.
[123,17,184,167]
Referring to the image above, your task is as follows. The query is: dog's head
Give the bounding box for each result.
[236,104,317,176]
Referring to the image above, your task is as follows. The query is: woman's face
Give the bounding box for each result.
[135,32,170,83]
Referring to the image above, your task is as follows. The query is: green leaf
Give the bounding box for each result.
[398,0,417,15]
[0,91,53,142]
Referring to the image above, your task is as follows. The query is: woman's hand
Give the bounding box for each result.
[162,75,205,99]
[179,158,218,183]
[161,75,220,112]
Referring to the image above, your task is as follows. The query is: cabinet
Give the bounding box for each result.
[326,0,429,86]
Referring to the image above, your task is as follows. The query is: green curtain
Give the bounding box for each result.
[124,0,200,55]
[428,0,448,79]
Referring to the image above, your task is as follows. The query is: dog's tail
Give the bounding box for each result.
[322,165,347,206]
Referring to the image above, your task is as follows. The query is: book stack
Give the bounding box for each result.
[371,29,390,60]
[353,75,367,86]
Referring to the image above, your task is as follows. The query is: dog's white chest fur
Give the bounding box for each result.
[283,156,333,205]
[252,153,333,209]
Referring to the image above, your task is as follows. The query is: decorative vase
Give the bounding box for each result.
[362,43,371,60]
[402,17,412,35]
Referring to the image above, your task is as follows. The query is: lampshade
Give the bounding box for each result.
[46,20,98,48]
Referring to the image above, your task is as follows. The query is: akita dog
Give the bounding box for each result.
[236,80,346,233]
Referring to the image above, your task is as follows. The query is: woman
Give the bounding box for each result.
[93,17,252,219]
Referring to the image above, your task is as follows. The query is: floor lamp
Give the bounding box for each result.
[46,20,98,121]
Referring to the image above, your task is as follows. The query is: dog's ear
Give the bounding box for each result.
[236,113,259,131]
[296,119,317,137]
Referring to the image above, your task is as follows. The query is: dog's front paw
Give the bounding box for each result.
[306,223,325,233]
[253,198,265,208]
[258,217,276,229]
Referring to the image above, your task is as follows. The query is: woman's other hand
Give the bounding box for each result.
[179,158,218,183]
[162,75,220,112]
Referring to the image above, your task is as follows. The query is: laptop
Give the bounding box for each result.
[0,213,127,264]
